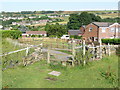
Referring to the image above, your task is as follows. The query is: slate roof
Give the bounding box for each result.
[92,22,113,27]
[26,31,47,34]
[68,30,83,35]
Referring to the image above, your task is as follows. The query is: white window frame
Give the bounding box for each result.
[110,27,115,32]
[101,27,107,33]
[89,27,92,32]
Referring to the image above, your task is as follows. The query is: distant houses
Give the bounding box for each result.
[22,31,47,37]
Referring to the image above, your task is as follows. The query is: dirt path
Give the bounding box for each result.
[42,48,72,61]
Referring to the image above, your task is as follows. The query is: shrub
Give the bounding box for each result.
[1,30,22,39]
[102,39,120,44]
[38,35,42,38]
[31,35,36,37]
[49,35,57,38]
[70,35,82,39]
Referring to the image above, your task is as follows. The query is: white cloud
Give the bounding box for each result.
[1,0,119,2]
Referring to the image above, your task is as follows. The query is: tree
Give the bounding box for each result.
[79,12,92,25]
[67,12,102,29]
[89,13,102,22]
[67,14,82,29]
[45,23,68,37]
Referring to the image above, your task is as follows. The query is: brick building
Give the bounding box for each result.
[82,22,120,42]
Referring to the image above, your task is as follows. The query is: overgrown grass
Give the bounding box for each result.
[19,38,71,49]
[57,50,72,55]
[2,39,22,54]
[2,54,118,88]
[2,38,35,69]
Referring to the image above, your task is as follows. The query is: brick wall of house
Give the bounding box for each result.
[108,24,120,38]
[99,27,109,39]
[82,23,99,41]
[99,24,120,39]
[82,23,120,42]
[80,26,85,34]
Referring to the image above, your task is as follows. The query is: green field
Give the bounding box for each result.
[2,54,118,88]
[2,38,22,54]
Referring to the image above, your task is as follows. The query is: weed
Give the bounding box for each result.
[100,66,118,88]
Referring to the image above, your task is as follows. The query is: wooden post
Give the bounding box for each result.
[26,47,29,56]
[105,45,107,55]
[82,40,86,65]
[72,60,74,67]
[72,40,76,67]
[92,43,95,60]
[40,43,43,53]
[99,39,102,59]
[57,42,58,48]
[72,41,76,59]
[83,60,86,66]
[83,40,85,55]
[63,43,64,49]
[47,47,50,64]
[108,43,111,56]
[51,42,52,48]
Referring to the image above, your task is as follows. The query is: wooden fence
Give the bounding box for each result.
[1,44,43,70]
[1,38,119,69]
[68,40,118,66]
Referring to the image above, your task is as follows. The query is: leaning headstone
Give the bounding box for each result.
[48,71,61,76]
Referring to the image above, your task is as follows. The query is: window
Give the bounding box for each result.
[89,27,92,32]
[101,27,107,33]
[110,27,115,32]
[118,28,120,32]
[102,29,106,33]
[116,28,119,32]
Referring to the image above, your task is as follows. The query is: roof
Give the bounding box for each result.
[68,30,83,35]
[26,31,47,34]
[82,25,86,28]
[92,22,113,27]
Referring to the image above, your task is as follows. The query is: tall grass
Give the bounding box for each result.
[2,38,35,69]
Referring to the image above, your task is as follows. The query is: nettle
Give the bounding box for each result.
[75,48,93,65]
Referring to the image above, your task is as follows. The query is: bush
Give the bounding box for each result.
[102,39,120,44]
[31,35,36,37]
[70,35,82,39]
[49,35,57,38]
[1,30,22,39]
[38,35,42,38]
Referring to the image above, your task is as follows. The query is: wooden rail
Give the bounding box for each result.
[0,43,43,57]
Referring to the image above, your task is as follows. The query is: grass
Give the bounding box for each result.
[1,38,35,69]
[99,13,118,19]
[19,38,71,49]
[57,50,72,55]
[2,38,22,54]
[2,54,118,88]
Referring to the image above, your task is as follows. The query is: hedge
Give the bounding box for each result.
[102,38,120,44]
[70,35,82,39]
[0,30,22,39]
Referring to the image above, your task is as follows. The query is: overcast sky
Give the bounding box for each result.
[0,0,119,12]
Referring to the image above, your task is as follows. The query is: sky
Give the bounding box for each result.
[0,0,119,12]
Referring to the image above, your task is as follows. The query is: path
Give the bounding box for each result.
[31,45,73,61]
[42,48,73,61]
